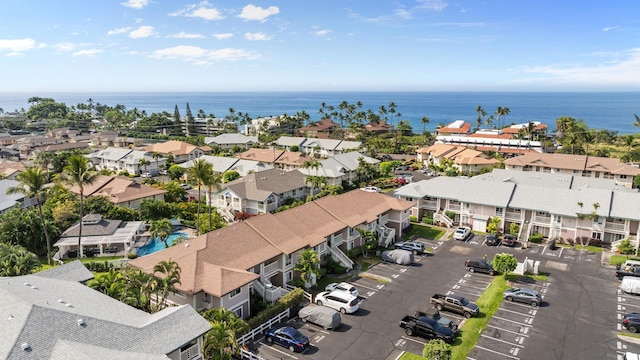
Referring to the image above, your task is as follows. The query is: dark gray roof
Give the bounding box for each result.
[34,260,94,283]
[60,219,123,238]
[224,168,308,201]
[0,263,211,360]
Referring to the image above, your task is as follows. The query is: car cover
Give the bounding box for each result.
[382,249,414,265]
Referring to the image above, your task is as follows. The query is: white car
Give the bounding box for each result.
[453,226,471,241]
[325,282,359,297]
[315,290,360,314]
[140,172,152,178]
[360,186,381,193]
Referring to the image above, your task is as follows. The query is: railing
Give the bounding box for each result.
[237,308,291,345]
[328,246,354,270]
[421,200,437,209]
[532,214,551,224]
[179,343,202,360]
[263,261,279,277]
[285,284,312,302]
[433,212,453,228]
[239,348,266,360]
[605,222,626,232]
[447,204,461,211]
[253,280,289,303]
[504,211,522,221]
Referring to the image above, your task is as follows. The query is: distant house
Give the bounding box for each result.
[204,133,258,149]
[67,175,166,209]
[0,261,211,360]
[211,168,312,215]
[364,120,393,134]
[298,151,379,186]
[435,120,472,136]
[0,160,26,180]
[86,147,165,175]
[142,140,209,163]
[275,136,362,157]
[236,148,284,167]
[504,152,640,188]
[0,179,36,213]
[180,155,273,177]
[296,118,339,138]
[417,143,499,174]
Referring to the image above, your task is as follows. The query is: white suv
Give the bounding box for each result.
[325,282,359,297]
[315,290,360,314]
[453,226,471,241]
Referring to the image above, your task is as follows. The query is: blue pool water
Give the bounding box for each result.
[136,232,188,257]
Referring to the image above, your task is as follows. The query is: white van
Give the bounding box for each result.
[620,277,640,295]
[623,260,640,271]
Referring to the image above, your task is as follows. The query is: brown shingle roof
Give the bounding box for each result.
[437,121,471,135]
[142,140,205,156]
[69,175,166,204]
[236,148,284,163]
[504,153,640,176]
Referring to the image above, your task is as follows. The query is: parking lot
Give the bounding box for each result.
[250,233,633,360]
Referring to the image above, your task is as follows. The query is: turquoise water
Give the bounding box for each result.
[136,232,188,257]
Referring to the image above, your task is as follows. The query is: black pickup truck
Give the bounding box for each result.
[399,313,455,343]
[617,267,640,280]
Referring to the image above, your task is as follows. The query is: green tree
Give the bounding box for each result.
[355,156,379,185]
[617,239,636,255]
[633,114,640,128]
[0,243,40,276]
[185,102,195,136]
[223,170,240,183]
[161,181,188,203]
[138,158,151,175]
[61,155,97,258]
[149,218,174,248]
[203,170,223,231]
[486,217,501,234]
[422,339,451,360]
[474,105,486,131]
[203,323,237,360]
[421,116,430,136]
[152,259,181,312]
[139,199,174,221]
[7,167,53,265]
[187,159,213,235]
[167,164,185,181]
[173,105,182,135]
[492,253,518,276]
[294,248,320,288]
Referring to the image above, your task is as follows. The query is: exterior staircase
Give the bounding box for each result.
[434,211,454,228]
[328,246,354,270]
[217,204,235,223]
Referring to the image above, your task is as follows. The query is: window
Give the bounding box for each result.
[592,232,602,240]
[286,271,293,283]
[285,254,292,266]
[203,293,211,303]
[620,175,628,179]
[232,307,243,318]
[553,215,562,224]
[495,207,504,216]
[229,288,241,298]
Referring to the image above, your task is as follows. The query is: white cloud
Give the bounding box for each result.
[602,26,619,32]
[0,38,36,53]
[129,26,156,39]
[72,49,103,57]
[245,32,272,41]
[170,2,223,20]
[122,0,150,9]
[394,8,412,19]
[416,0,448,11]
[107,27,133,36]
[239,4,279,22]
[54,42,76,52]
[522,48,640,87]
[151,45,258,62]
[213,33,234,40]
[313,29,331,36]
[166,32,205,39]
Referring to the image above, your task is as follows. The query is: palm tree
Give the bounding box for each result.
[149,218,174,248]
[61,155,97,258]
[634,114,640,128]
[187,159,213,235]
[294,248,320,288]
[203,322,238,359]
[495,106,510,130]
[475,105,486,131]
[152,152,162,176]
[421,116,430,138]
[0,243,40,276]
[621,134,636,157]
[203,170,223,231]
[153,259,181,312]
[138,157,151,176]
[7,167,53,265]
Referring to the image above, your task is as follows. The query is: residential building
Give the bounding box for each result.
[0,261,211,360]
[275,136,362,157]
[364,120,393,134]
[504,152,640,188]
[204,133,258,149]
[0,160,26,179]
[417,143,499,174]
[0,179,37,213]
[67,175,166,209]
[236,148,286,167]
[86,147,165,175]
[180,155,273,177]
[296,119,339,138]
[435,120,472,136]
[394,168,640,246]
[298,151,380,186]
[53,214,145,259]
[211,168,311,215]
[129,190,414,318]
[141,140,209,163]
[30,142,90,159]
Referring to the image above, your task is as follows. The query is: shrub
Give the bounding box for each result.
[422,216,434,225]
[529,233,543,243]
[127,253,138,259]
[445,211,456,221]
[84,261,114,273]
[247,288,305,328]
[409,215,418,222]
[617,239,636,255]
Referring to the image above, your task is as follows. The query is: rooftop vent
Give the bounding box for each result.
[23,282,31,287]
[77,319,86,327]
[58,299,65,304]
[21,343,31,351]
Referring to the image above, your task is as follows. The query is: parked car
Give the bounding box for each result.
[623,313,640,333]
[453,226,471,241]
[298,304,342,330]
[180,183,192,190]
[502,234,517,247]
[315,290,360,314]
[503,287,543,306]
[399,313,455,343]
[265,326,310,353]
[624,352,640,360]
[486,234,500,246]
[621,277,640,295]
[381,249,414,265]
[465,258,497,275]
[325,282,359,297]
[394,240,426,254]
[430,294,479,318]
[140,172,152,178]
[361,186,381,193]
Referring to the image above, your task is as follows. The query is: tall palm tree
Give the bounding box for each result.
[294,248,320,288]
[151,152,162,175]
[621,134,636,157]
[7,167,53,265]
[138,158,150,176]
[475,105,486,131]
[203,323,239,360]
[495,106,510,130]
[204,170,223,231]
[421,116,430,136]
[61,155,97,258]
[187,159,213,235]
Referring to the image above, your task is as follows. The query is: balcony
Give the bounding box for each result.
[605,222,626,232]
[421,200,437,209]
[447,204,461,212]
[532,214,551,224]
[262,261,279,278]
[505,211,522,221]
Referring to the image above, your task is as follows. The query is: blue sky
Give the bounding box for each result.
[1,0,639,92]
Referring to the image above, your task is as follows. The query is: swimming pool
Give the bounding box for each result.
[136,232,188,256]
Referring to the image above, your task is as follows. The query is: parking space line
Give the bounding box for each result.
[472,344,519,360]
[502,301,540,310]
[353,282,382,292]
[620,302,640,309]
[492,315,533,327]
[486,324,529,337]
[401,336,427,345]
[259,342,298,359]
[498,307,536,316]
[456,283,490,292]
[449,289,483,298]
[480,334,524,348]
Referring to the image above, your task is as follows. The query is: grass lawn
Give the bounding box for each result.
[399,352,426,360]
[404,223,446,241]
[611,254,640,266]
[555,243,603,253]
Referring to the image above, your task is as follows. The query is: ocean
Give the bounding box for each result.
[1,91,639,134]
